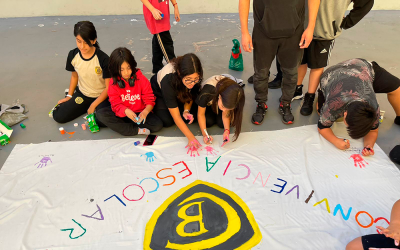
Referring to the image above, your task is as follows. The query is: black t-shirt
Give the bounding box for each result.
[196,85,216,108]
[159,73,200,109]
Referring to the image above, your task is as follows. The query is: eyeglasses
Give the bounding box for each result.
[183,77,202,85]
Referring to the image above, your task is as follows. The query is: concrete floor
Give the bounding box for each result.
[0,11,399,168]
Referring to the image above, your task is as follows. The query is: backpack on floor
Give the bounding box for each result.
[229,39,244,71]
[390,145,400,165]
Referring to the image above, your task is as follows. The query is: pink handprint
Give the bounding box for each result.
[187,146,200,157]
[349,154,369,168]
[204,146,218,156]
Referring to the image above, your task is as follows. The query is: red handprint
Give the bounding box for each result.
[204,146,218,156]
[349,154,369,168]
[187,146,200,157]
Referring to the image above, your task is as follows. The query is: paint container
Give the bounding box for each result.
[20,123,26,129]
[81,124,86,130]
[379,110,385,123]
[59,127,66,135]
[74,123,78,127]
[134,141,140,146]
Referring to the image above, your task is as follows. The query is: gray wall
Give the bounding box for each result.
[0,0,399,18]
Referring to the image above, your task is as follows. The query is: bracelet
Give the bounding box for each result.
[224,129,230,134]
[183,109,190,113]
[173,2,178,6]
[66,94,72,98]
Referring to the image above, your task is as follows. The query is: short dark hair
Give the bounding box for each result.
[346,101,376,139]
[109,47,138,88]
[171,53,203,103]
[74,21,100,48]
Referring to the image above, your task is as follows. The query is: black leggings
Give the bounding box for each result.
[96,106,163,136]
[204,106,224,128]
[150,75,198,127]
[53,87,109,124]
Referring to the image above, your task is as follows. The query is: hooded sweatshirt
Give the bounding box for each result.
[310,0,374,40]
[253,0,306,38]
[108,70,156,117]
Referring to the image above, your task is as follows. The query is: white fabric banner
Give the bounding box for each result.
[1,124,399,250]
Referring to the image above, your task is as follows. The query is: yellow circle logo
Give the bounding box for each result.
[75,97,84,104]
[95,66,102,75]
[144,180,261,249]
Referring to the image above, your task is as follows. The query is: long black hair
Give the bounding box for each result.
[109,47,138,88]
[346,101,376,139]
[74,21,100,48]
[211,78,245,141]
[171,53,203,104]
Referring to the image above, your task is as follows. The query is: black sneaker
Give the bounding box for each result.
[292,85,304,100]
[300,93,316,116]
[268,76,282,89]
[248,75,254,84]
[279,102,294,124]
[252,102,268,125]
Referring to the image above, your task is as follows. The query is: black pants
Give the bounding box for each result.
[53,87,110,124]
[96,106,163,136]
[252,23,304,103]
[205,106,224,128]
[274,59,283,80]
[152,31,176,74]
[150,75,198,127]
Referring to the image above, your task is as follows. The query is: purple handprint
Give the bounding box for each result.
[35,156,52,168]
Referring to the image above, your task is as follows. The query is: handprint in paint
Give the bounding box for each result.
[35,156,52,168]
[204,146,218,156]
[349,154,369,168]
[187,146,200,157]
[141,152,157,162]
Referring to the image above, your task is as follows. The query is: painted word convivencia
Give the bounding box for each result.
[60,154,389,240]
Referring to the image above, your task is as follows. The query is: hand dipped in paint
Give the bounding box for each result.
[151,8,163,20]
[125,109,138,122]
[141,152,157,162]
[186,139,201,157]
[137,109,149,124]
[350,154,369,168]
[362,145,375,157]
[35,156,52,168]
[183,110,194,124]
[221,130,230,147]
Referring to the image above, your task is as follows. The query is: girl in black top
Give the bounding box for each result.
[150,53,203,151]
[53,21,111,124]
[196,75,245,147]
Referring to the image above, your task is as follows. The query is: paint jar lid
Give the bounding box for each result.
[74,123,78,127]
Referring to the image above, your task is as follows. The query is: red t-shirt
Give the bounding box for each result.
[143,0,171,35]
[108,70,156,117]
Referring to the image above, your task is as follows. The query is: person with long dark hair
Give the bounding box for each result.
[53,21,111,123]
[196,75,245,147]
[150,53,203,150]
[96,48,162,136]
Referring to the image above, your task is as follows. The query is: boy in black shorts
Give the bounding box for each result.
[346,199,400,250]
[279,0,374,116]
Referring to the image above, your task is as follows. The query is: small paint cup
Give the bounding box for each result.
[161,14,164,19]
[81,124,86,130]
[20,123,26,128]
[59,127,65,135]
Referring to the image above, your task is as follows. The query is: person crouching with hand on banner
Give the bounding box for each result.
[196,75,245,147]
[150,53,203,151]
[96,47,163,136]
[317,58,400,157]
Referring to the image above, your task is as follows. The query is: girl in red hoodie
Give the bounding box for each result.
[96,47,163,136]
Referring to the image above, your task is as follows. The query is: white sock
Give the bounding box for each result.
[138,128,151,135]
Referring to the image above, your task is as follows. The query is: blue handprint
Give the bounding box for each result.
[35,156,52,168]
[141,152,157,162]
